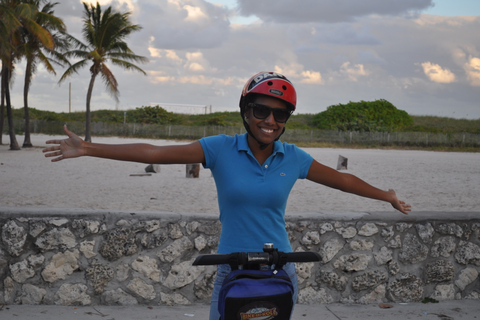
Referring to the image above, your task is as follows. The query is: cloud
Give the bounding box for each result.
[149,71,175,84]
[183,4,209,22]
[185,52,210,72]
[237,0,434,23]
[179,75,214,85]
[421,62,456,83]
[340,62,368,81]
[148,37,163,58]
[414,14,479,26]
[81,0,137,18]
[140,0,230,50]
[464,56,480,86]
[300,71,324,84]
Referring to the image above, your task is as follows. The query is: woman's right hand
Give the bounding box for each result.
[43,125,86,162]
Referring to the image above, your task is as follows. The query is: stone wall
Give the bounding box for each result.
[1,207,479,306]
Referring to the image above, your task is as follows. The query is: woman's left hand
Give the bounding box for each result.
[388,189,411,215]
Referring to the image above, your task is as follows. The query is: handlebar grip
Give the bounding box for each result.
[193,254,231,266]
[284,252,321,262]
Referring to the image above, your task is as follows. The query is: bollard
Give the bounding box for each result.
[186,164,200,178]
[336,155,348,170]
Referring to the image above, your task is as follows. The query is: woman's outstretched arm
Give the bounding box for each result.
[43,125,205,165]
[306,159,411,215]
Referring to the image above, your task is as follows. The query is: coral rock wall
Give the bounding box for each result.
[0,207,479,306]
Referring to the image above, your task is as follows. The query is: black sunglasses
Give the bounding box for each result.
[247,103,292,123]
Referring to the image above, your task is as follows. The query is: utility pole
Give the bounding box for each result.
[69,82,71,113]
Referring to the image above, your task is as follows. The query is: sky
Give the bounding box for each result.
[8,0,480,118]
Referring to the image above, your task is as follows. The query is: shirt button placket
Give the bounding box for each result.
[261,164,268,180]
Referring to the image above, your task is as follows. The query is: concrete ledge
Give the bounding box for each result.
[2,206,478,221]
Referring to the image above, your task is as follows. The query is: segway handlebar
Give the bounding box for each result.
[193,250,321,267]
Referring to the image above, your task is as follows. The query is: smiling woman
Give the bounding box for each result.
[43,70,411,320]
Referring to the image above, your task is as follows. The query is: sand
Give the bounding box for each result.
[1,133,479,215]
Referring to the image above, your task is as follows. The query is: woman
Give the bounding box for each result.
[44,71,411,319]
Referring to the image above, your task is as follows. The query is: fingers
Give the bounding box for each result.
[45,139,61,145]
[63,125,80,141]
[43,126,72,145]
[43,148,63,162]
[42,145,61,156]
[43,141,64,162]
[43,126,71,160]
[64,124,73,136]
[43,145,59,152]
[50,156,64,162]
[44,149,61,157]
[396,201,412,215]
[386,189,411,215]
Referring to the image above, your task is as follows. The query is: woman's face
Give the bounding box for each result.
[245,95,289,145]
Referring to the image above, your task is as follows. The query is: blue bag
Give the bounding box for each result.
[218,269,294,320]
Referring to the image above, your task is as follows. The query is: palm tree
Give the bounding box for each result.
[59,2,148,142]
[0,0,23,150]
[0,0,58,150]
[19,0,69,147]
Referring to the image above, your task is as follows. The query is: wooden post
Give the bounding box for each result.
[186,164,200,178]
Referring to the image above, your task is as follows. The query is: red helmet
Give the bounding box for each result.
[240,71,297,112]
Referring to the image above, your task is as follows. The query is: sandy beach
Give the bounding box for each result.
[1,133,479,215]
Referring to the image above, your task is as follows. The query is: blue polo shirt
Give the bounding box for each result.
[199,133,313,254]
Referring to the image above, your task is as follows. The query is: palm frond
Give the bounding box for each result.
[63,49,91,60]
[35,49,56,74]
[110,57,148,74]
[58,58,90,83]
[99,64,119,102]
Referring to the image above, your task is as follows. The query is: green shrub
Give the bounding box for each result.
[313,99,413,132]
[128,105,181,124]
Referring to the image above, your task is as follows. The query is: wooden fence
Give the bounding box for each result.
[5,119,480,147]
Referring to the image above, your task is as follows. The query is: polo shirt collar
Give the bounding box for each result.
[237,133,285,155]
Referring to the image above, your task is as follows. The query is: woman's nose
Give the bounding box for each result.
[264,111,276,124]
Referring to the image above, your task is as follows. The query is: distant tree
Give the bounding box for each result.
[59,2,148,142]
[19,0,69,147]
[313,99,413,132]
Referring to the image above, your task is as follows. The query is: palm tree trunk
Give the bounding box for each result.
[0,82,4,146]
[85,73,97,142]
[23,59,33,147]
[2,67,20,150]
[0,65,5,145]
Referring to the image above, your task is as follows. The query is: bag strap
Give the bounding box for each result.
[226,270,291,283]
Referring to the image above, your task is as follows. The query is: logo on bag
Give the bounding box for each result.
[240,307,278,320]
[238,302,279,320]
